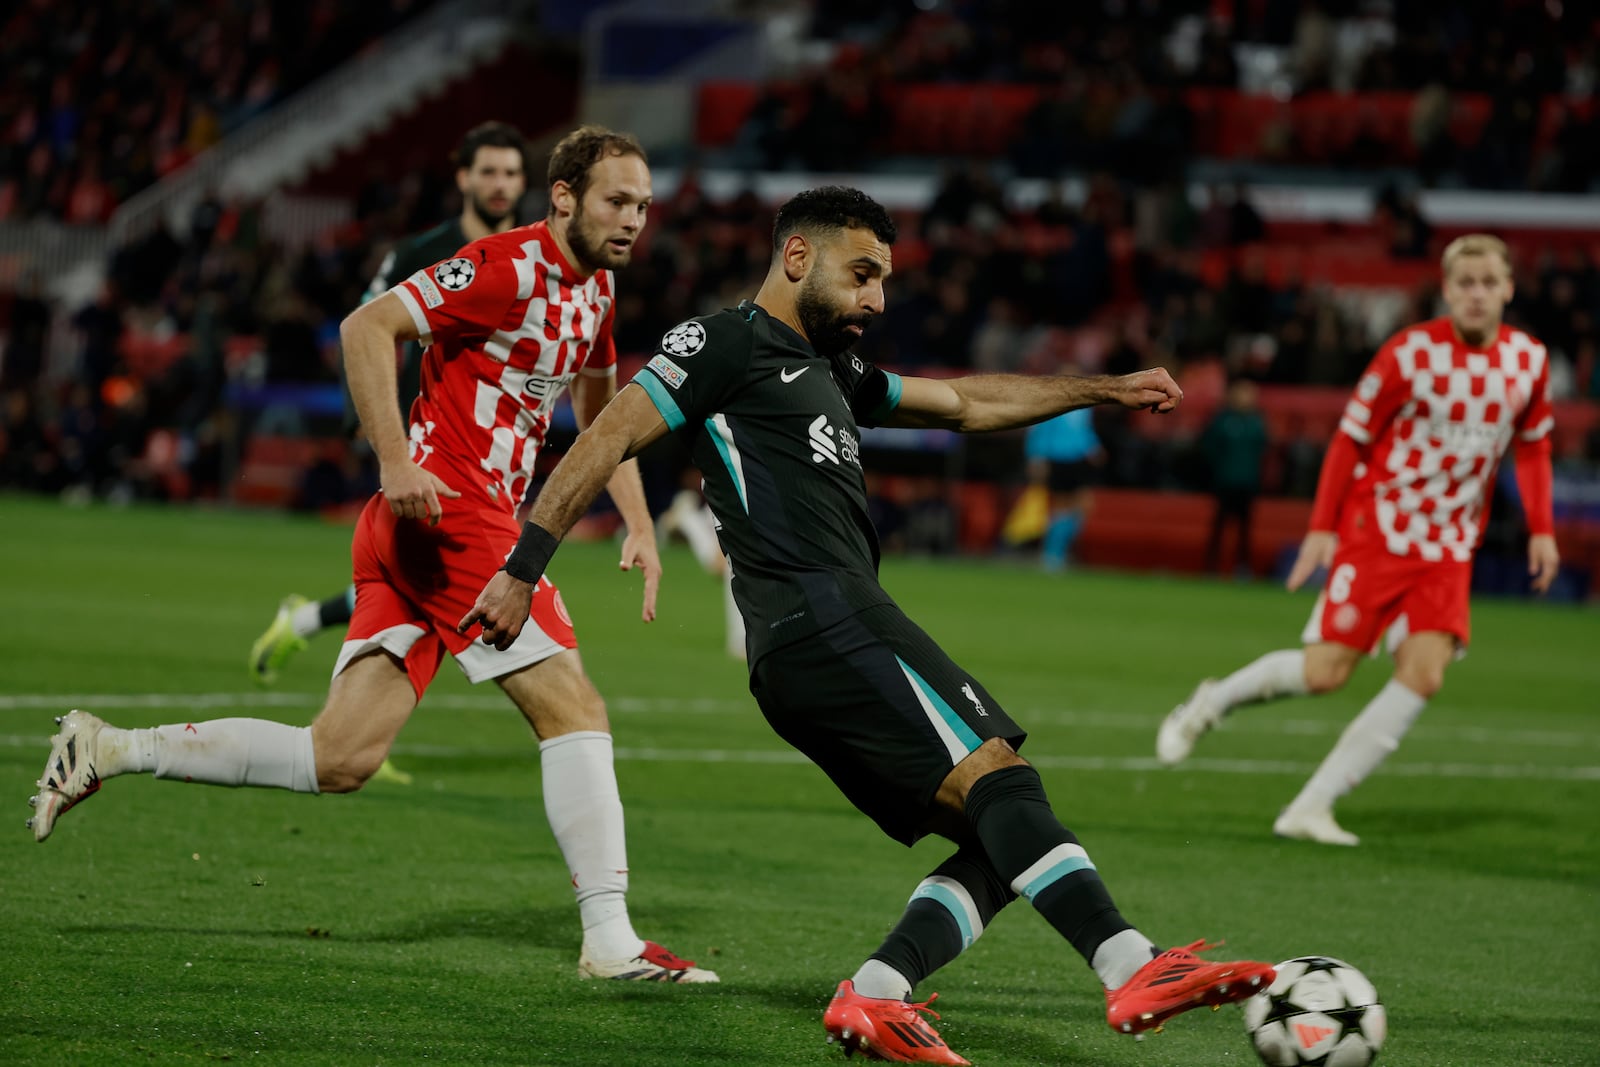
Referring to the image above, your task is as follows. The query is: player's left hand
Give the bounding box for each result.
[1527,533,1560,595]
[457,571,534,651]
[1112,368,1183,413]
[618,527,661,622]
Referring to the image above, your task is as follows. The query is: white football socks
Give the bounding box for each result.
[1288,678,1427,813]
[290,598,323,639]
[1214,649,1309,711]
[1092,928,1161,990]
[539,730,643,963]
[851,958,913,1001]
[101,719,318,792]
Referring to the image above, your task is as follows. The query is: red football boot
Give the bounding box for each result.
[823,980,970,1064]
[1106,939,1276,1035]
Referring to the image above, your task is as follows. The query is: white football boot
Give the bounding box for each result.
[578,940,720,983]
[1273,807,1359,847]
[28,711,110,842]
[1156,679,1224,766]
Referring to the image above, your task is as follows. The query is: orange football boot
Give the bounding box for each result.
[823,980,970,1064]
[1106,939,1276,1035]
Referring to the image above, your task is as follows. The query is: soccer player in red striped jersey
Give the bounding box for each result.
[1157,234,1561,846]
[30,126,718,983]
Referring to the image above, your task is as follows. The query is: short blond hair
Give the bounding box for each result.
[1440,233,1511,276]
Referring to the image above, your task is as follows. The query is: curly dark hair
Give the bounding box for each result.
[454,121,531,172]
[545,125,648,213]
[772,186,898,252]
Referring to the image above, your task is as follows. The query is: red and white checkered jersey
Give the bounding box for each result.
[390,221,616,512]
[1338,317,1553,562]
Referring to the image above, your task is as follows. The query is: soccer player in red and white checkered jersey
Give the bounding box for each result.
[28,126,718,983]
[1157,234,1560,847]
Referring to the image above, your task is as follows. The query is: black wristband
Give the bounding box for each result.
[503,522,560,584]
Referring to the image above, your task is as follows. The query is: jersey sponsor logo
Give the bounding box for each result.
[434,257,476,291]
[647,353,688,389]
[410,270,445,309]
[522,371,577,405]
[660,320,707,357]
[809,414,839,464]
[961,682,988,717]
[851,355,864,373]
[779,366,808,383]
[1356,372,1381,403]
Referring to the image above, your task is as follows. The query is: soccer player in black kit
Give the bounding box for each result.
[459,186,1276,1064]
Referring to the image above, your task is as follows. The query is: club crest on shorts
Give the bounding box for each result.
[435,257,476,291]
[660,320,707,357]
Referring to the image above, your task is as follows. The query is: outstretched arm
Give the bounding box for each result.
[457,384,670,648]
[882,369,1182,432]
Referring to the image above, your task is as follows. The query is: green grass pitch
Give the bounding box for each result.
[1,495,1595,1066]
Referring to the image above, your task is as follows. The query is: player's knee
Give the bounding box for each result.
[1304,656,1354,694]
[312,743,384,793]
[1396,662,1445,699]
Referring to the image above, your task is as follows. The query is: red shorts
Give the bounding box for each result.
[334,494,578,698]
[1301,538,1471,656]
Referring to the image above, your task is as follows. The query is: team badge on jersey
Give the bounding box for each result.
[435,257,476,291]
[660,320,707,357]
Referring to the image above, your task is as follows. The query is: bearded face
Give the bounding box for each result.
[559,152,651,274]
[564,196,633,272]
[796,261,875,357]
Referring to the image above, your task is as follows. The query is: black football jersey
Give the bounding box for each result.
[632,302,905,662]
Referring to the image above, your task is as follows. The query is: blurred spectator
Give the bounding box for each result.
[1,0,439,224]
[1200,378,1269,577]
[2,276,50,389]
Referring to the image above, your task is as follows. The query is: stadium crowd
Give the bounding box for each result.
[0,0,1596,535]
[0,0,439,223]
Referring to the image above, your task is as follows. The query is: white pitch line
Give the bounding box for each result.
[0,694,1593,751]
[0,734,1595,782]
[2,691,1595,750]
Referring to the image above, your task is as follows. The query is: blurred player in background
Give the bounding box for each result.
[655,473,747,660]
[458,186,1275,1063]
[1022,403,1102,571]
[249,121,533,704]
[31,126,719,984]
[1157,234,1560,846]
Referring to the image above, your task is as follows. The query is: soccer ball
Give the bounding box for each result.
[1243,956,1386,1066]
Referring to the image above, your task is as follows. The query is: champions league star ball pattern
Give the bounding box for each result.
[434,257,476,291]
[660,320,707,357]
[1243,957,1387,1066]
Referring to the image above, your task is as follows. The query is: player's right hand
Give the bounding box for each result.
[1286,531,1338,592]
[378,459,461,526]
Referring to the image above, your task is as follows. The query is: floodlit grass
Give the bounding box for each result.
[1,496,1595,1065]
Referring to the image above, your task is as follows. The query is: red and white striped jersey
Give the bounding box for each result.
[391,221,616,512]
[1337,317,1552,562]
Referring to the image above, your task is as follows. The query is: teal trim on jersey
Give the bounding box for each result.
[636,371,686,431]
[705,415,749,512]
[910,881,977,949]
[1019,853,1097,903]
[870,371,904,423]
[896,657,982,753]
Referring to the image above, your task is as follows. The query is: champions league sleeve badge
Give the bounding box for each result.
[435,257,476,291]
